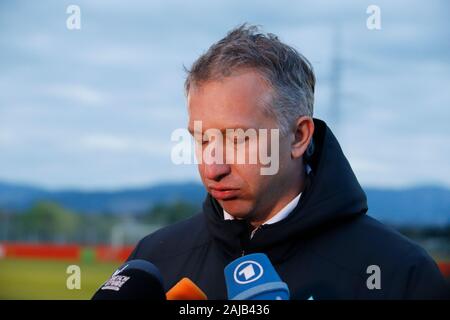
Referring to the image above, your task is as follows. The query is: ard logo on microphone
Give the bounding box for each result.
[233,260,264,284]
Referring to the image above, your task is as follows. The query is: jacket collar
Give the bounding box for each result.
[203,118,368,263]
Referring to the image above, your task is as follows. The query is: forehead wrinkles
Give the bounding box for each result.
[187,72,276,124]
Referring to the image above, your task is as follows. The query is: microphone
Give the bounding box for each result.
[224,253,290,300]
[166,277,208,300]
[91,259,166,300]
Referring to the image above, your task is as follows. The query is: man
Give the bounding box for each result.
[128,25,449,299]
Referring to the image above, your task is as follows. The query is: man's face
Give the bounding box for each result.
[187,70,295,222]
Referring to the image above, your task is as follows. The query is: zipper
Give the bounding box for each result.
[240,225,265,257]
[250,226,260,239]
[250,224,265,239]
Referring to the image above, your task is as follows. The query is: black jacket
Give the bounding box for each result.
[128,119,449,299]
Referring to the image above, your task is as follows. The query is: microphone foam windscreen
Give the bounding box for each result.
[166,277,207,300]
[224,253,290,300]
[92,259,166,300]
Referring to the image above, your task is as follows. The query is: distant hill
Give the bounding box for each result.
[0,181,448,226]
[0,181,206,215]
[365,186,450,226]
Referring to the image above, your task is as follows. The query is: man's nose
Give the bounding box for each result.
[204,163,231,181]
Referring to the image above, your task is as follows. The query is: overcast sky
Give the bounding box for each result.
[0,0,449,190]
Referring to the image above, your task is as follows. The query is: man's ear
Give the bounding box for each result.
[291,116,314,159]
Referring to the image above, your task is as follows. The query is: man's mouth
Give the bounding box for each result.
[209,187,240,200]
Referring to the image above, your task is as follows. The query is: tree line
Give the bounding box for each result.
[0,200,199,245]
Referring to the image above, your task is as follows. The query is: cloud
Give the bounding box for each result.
[39,83,108,106]
[0,0,449,189]
[0,130,15,147]
[79,133,172,156]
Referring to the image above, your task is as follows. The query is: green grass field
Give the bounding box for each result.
[0,257,120,299]
[1,256,447,300]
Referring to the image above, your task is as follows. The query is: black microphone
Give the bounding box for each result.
[91,259,166,300]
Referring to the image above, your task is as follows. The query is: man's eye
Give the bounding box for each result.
[198,140,208,145]
[231,136,247,145]
[194,138,209,145]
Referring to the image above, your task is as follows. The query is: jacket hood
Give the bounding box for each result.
[203,118,368,262]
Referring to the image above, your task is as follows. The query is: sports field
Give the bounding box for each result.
[0,257,119,300]
[1,256,448,300]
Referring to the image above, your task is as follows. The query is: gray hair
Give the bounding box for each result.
[184,24,315,135]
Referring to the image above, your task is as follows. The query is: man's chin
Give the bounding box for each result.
[217,197,253,219]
